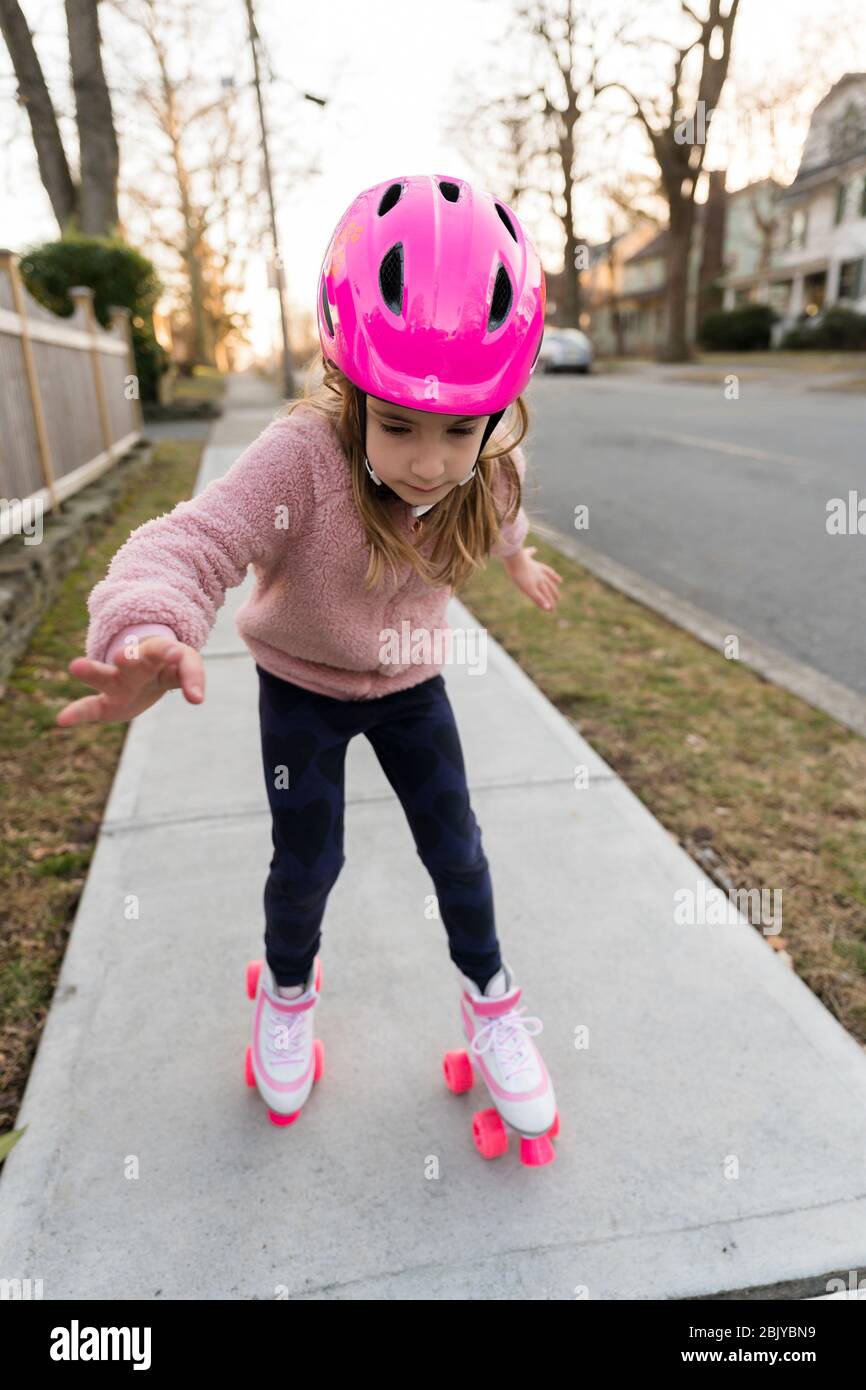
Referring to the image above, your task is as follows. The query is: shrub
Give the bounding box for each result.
[18,234,169,401]
[698,303,779,351]
[781,306,866,350]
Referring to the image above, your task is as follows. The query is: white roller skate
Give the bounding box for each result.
[443,959,559,1166]
[244,955,324,1127]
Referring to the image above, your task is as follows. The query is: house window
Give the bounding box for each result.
[788,207,808,249]
[834,182,847,224]
[830,101,866,163]
[839,257,864,301]
[767,280,792,313]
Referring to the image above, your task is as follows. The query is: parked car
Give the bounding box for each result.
[537,327,594,374]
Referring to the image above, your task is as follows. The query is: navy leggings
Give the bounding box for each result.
[255,664,503,993]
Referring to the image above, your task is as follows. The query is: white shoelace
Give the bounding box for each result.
[469,1005,543,1081]
[264,1005,308,1068]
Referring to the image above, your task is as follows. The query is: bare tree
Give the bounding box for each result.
[600,0,740,361]
[111,0,267,365]
[599,167,667,234]
[446,87,545,214]
[516,0,633,326]
[110,0,319,368]
[0,0,119,234]
[447,1,635,327]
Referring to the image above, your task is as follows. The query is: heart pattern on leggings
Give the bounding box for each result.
[262,728,320,790]
[275,798,333,870]
[433,788,472,834]
[431,722,465,773]
[412,812,444,854]
[394,743,438,793]
[315,743,345,789]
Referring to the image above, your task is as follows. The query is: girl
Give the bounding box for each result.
[57,174,564,1164]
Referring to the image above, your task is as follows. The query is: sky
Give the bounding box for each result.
[2,0,865,363]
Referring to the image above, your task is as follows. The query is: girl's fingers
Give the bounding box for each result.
[55,692,108,727]
[66,656,120,689]
[175,647,205,702]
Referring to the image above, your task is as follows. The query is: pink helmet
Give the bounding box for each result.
[317,173,546,420]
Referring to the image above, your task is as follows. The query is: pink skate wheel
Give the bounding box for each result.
[246,959,262,999]
[548,1109,560,1139]
[267,1108,300,1127]
[244,1045,255,1088]
[314,956,323,992]
[443,1049,474,1094]
[313,1037,325,1082]
[519,1133,557,1166]
[472,1107,508,1159]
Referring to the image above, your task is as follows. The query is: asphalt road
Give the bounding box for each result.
[524,370,866,696]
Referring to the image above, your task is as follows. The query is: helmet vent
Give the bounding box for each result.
[320,278,334,336]
[379,243,404,314]
[377,183,403,216]
[495,203,518,242]
[487,263,513,332]
[437,180,461,202]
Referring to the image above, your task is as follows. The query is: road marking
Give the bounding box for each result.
[637,426,813,467]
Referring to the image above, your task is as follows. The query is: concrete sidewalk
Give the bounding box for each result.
[2,373,866,1300]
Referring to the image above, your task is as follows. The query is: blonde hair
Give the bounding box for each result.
[279,352,530,593]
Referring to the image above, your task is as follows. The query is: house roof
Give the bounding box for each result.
[781,72,866,196]
[627,228,669,263]
[623,200,713,264]
[812,71,866,116]
[726,177,782,200]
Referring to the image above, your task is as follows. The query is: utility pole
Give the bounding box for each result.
[244,0,294,398]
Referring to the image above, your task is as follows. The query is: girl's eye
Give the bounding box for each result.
[380,423,476,436]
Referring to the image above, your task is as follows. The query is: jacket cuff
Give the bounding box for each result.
[103,623,178,665]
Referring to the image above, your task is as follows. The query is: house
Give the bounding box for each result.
[544,74,866,356]
[583,170,727,356]
[573,220,661,355]
[548,171,727,356]
[716,179,783,310]
[719,73,866,339]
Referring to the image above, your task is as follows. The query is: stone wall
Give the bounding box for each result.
[0,441,154,692]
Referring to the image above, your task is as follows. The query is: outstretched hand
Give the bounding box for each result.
[56,635,205,727]
[503,546,563,612]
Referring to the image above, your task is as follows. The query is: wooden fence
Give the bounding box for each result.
[0,249,143,540]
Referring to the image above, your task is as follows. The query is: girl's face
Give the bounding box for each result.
[365,395,490,504]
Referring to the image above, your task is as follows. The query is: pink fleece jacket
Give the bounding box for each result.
[85,403,530,702]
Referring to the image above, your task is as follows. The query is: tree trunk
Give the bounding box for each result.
[0,0,76,229]
[561,149,582,325]
[661,199,696,362]
[65,0,119,235]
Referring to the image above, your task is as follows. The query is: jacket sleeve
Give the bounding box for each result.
[84,416,317,662]
[488,443,531,559]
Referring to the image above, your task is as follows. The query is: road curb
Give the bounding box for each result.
[530,519,866,740]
